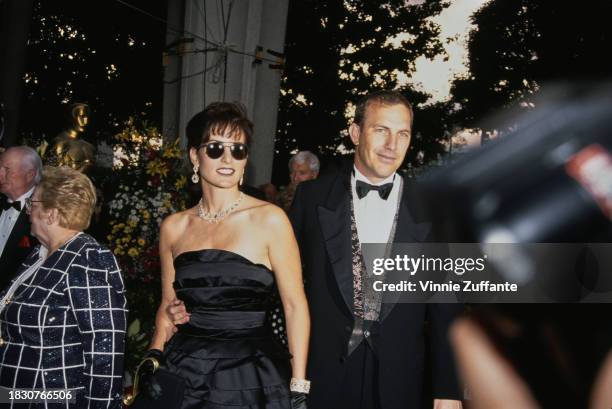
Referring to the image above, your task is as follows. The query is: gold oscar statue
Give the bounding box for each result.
[52,103,96,172]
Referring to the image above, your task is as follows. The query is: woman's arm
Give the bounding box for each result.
[67,246,127,408]
[149,215,181,351]
[266,206,310,380]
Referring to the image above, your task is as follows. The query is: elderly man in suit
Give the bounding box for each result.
[289,90,463,409]
[278,151,321,212]
[0,146,41,290]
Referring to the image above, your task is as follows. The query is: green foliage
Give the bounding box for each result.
[451,0,612,128]
[107,118,187,279]
[21,0,164,142]
[274,0,451,181]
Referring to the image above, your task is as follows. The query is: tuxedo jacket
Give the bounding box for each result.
[0,195,36,291]
[289,165,462,409]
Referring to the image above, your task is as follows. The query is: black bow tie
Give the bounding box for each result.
[356,180,393,200]
[1,198,21,212]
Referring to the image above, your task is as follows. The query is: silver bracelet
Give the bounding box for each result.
[290,377,311,394]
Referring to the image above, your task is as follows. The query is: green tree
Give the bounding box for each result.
[451,0,612,128]
[274,0,451,183]
[21,0,165,143]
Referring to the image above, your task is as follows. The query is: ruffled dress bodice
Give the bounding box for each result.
[163,249,290,409]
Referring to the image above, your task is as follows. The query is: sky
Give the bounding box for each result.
[408,0,490,104]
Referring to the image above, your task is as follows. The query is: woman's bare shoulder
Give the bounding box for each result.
[241,193,270,208]
[160,207,197,237]
[243,197,289,228]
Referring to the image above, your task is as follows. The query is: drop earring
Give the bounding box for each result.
[239,174,244,186]
[192,165,199,183]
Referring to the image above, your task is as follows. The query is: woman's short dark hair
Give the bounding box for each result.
[186,102,254,149]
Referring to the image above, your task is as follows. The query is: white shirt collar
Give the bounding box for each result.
[350,166,402,244]
[11,186,35,207]
[353,165,396,186]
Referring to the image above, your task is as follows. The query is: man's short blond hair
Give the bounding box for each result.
[39,166,96,231]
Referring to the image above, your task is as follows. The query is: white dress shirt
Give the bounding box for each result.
[351,166,402,244]
[0,187,34,256]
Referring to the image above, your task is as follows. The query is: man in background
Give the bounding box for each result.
[0,146,41,289]
[278,150,320,211]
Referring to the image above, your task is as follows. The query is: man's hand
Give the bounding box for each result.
[167,298,190,327]
[433,399,463,409]
[150,304,177,349]
[450,317,539,409]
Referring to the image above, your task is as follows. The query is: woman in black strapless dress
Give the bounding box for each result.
[147,103,310,409]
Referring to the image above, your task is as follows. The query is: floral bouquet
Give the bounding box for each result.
[108,118,187,280]
[106,118,188,373]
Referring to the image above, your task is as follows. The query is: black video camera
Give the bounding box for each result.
[418,83,612,408]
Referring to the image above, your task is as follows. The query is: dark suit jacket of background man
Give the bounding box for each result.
[0,194,36,290]
[289,163,462,409]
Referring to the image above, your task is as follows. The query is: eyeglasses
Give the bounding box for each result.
[25,197,42,212]
[199,141,248,160]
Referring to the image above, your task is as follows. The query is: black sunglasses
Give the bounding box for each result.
[199,141,248,160]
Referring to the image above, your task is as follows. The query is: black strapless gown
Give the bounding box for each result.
[163,249,292,409]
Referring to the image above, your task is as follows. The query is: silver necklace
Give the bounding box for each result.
[198,192,244,224]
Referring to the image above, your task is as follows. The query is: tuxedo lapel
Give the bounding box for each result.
[0,208,34,290]
[317,167,354,317]
[393,180,432,244]
[1,210,30,258]
[1,195,29,240]
[8,211,30,243]
[380,178,432,321]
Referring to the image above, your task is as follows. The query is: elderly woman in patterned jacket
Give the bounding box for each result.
[0,166,127,408]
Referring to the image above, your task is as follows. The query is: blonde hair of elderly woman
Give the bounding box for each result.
[38,166,96,231]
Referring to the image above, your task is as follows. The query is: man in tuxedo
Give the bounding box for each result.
[0,146,41,290]
[289,90,463,409]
